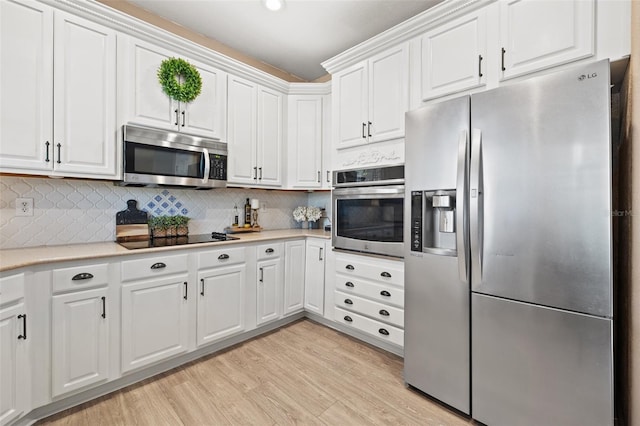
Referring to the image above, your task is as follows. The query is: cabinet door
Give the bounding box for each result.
[0,303,27,426]
[499,0,594,81]
[256,258,283,326]
[321,93,332,189]
[283,240,305,315]
[121,275,189,373]
[368,44,408,143]
[227,75,257,185]
[182,64,227,140]
[288,96,323,189]
[256,86,283,186]
[53,11,116,178]
[197,264,245,346]
[51,288,108,397]
[421,10,486,101]
[334,63,367,149]
[304,239,326,316]
[0,0,53,173]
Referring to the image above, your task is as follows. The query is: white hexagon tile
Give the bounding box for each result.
[0,176,330,249]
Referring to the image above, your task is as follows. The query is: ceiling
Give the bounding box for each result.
[125,0,444,81]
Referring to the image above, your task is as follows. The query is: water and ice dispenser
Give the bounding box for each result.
[411,190,457,255]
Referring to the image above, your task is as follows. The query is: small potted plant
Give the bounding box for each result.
[148,216,168,238]
[174,215,190,236]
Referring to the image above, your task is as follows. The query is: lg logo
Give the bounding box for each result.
[578,72,598,81]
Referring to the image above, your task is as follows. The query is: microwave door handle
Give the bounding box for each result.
[202,149,211,182]
[456,130,469,284]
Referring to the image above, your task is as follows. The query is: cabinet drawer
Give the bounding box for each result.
[335,307,404,347]
[121,254,188,282]
[256,242,284,261]
[335,290,404,328]
[335,256,403,287]
[0,273,25,306]
[335,274,404,308]
[53,263,109,293]
[198,246,246,269]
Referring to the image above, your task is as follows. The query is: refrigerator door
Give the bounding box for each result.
[470,59,612,317]
[472,293,613,426]
[404,96,470,414]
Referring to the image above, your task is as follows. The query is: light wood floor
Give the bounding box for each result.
[38,319,474,425]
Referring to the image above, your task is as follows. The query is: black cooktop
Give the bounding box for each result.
[118,232,238,250]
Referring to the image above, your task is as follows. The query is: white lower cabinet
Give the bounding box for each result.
[283,240,305,315]
[304,239,326,316]
[256,243,284,326]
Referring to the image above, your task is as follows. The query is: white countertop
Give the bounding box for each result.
[0,229,331,272]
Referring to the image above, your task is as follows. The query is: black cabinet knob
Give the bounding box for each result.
[345,281,354,288]
[344,299,353,305]
[378,328,389,336]
[344,316,353,322]
[380,290,391,297]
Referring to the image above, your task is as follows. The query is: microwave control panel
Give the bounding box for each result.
[209,154,227,180]
[411,191,422,252]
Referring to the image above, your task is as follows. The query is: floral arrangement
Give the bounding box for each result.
[293,206,322,222]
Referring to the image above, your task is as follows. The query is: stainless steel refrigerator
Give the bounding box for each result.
[404,59,613,426]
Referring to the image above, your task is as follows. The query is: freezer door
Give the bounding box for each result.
[470,59,612,317]
[472,293,613,426]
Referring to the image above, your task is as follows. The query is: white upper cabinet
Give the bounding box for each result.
[227,75,283,187]
[122,37,227,140]
[0,1,117,179]
[498,0,595,81]
[333,44,408,150]
[420,9,487,101]
[287,95,323,189]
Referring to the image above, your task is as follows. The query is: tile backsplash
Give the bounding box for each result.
[0,176,330,249]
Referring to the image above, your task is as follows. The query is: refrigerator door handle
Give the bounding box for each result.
[456,129,469,284]
[470,128,483,285]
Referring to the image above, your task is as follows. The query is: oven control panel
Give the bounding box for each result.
[411,191,422,252]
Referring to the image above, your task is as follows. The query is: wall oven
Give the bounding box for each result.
[332,165,404,258]
[119,125,227,188]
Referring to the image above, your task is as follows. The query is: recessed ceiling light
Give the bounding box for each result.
[263,0,284,11]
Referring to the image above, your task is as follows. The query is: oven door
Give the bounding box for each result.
[332,185,404,258]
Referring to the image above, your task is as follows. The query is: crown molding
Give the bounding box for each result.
[287,82,332,96]
[322,0,494,74]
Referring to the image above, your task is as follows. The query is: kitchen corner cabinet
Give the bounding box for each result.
[304,239,326,316]
[256,243,284,325]
[122,37,227,140]
[196,247,247,346]
[333,44,408,150]
[283,240,306,315]
[0,273,28,426]
[0,0,117,179]
[499,0,594,81]
[287,95,323,189]
[120,254,189,373]
[227,76,284,187]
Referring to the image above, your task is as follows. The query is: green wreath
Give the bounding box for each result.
[157,57,202,103]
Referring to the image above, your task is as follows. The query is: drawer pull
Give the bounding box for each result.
[265,248,275,254]
[380,290,391,297]
[183,282,188,300]
[379,309,390,316]
[344,299,353,305]
[17,314,27,340]
[378,328,389,336]
[101,297,106,318]
[200,278,205,296]
[345,264,354,270]
[380,271,391,278]
[344,316,353,322]
[151,262,166,270]
[218,254,230,260]
[345,281,354,288]
[72,272,94,281]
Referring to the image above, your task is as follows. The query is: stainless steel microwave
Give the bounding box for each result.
[118,125,227,189]
[332,165,404,258]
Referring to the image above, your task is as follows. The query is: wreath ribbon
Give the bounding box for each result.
[157,57,202,103]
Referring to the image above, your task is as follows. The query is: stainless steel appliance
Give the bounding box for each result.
[404,59,614,426]
[119,125,227,188]
[332,165,404,258]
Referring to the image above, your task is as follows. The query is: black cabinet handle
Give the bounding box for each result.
[478,54,483,77]
[218,254,230,260]
[326,171,330,183]
[45,141,50,162]
[379,309,389,316]
[368,121,372,137]
[181,110,185,127]
[151,262,166,269]
[253,166,258,180]
[56,143,61,164]
[259,267,264,283]
[200,278,205,296]
[101,297,106,318]
[345,281,354,288]
[72,272,94,281]
[259,167,263,180]
[175,109,179,125]
[183,282,188,300]
[380,290,391,297]
[344,299,353,305]
[380,271,391,278]
[17,314,27,340]
[362,122,366,139]
[317,171,321,183]
[319,248,323,261]
[501,47,506,71]
[344,316,353,322]
[345,264,354,270]
[265,248,274,254]
[378,328,389,336]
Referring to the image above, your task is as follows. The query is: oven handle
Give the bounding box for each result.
[332,185,405,198]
